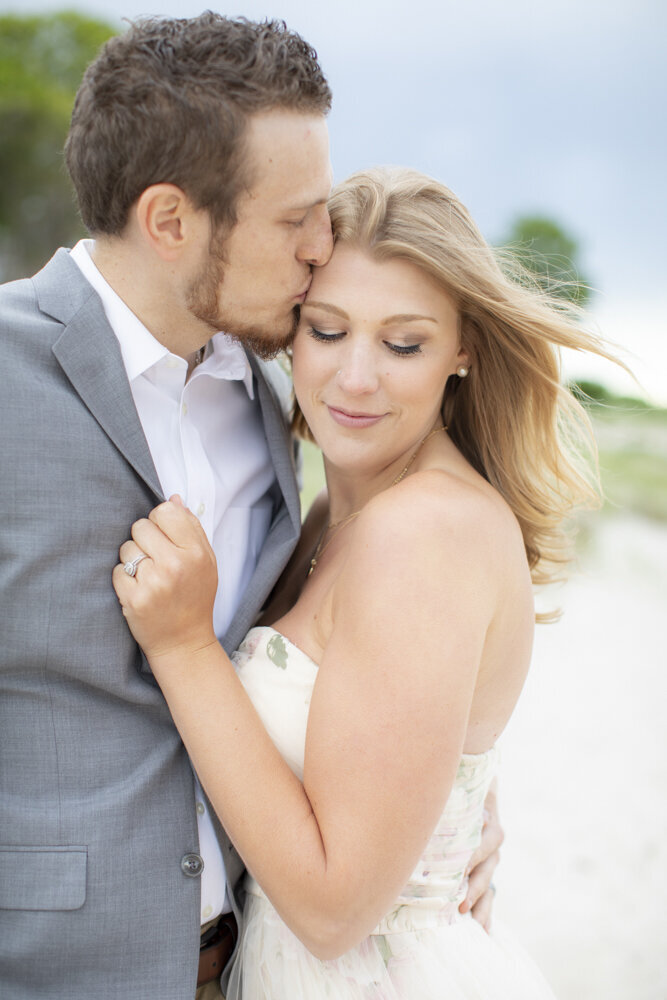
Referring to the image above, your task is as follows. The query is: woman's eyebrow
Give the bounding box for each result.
[304,304,437,325]
[302,301,349,319]
[380,313,437,326]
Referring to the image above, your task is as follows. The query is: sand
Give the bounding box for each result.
[493,514,667,999]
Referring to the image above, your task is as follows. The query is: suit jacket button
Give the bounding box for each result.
[181,853,205,877]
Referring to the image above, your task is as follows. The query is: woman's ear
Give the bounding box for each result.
[455,347,471,376]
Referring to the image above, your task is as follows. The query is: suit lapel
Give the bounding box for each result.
[35,250,300,651]
[36,250,163,500]
[222,355,302,653]
[250,353,301,533]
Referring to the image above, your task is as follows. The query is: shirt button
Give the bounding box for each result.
[181,853,204,878]
[181,403,188,416]
[196,503,206,517]
[202,904,213,919]
[196,801,205,816]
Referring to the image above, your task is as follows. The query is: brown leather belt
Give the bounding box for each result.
[197,912,238,987]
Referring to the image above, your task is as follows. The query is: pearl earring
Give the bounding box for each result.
[457,365,469,378]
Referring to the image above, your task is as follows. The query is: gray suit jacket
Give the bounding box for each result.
[0,249,301,998]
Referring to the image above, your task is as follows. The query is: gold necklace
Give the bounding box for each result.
[307,424,447,575]
[391,425,447,485]
[308,510,361,575]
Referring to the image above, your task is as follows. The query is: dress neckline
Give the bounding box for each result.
[245,624,319,670]
[242,626,497,764]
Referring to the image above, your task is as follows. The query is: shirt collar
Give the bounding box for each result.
[69,239,254,398]
[205,332,255,398]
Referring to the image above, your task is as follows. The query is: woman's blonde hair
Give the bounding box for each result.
[294,167,617,607]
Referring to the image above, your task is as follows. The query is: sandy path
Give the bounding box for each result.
[494,515,667,999]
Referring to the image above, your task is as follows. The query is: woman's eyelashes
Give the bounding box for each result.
[307,326,345,343]
[386,342,422,356]
[306,326,423,356]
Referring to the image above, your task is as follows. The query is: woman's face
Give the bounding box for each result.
[293,243,468,478]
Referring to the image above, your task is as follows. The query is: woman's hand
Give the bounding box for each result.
[112,496,218,663]
[459,777,503,931]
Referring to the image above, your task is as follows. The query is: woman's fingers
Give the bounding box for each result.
[118,542,148,570]
[469,880,496,933]
[112,498,218,659]
[147,496,206,547]
[459,777,503,924]
[461,848,500,915]
[117,500,208,577]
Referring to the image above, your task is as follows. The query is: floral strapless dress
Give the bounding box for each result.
[226,626,556,999]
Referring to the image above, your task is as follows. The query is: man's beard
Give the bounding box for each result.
[186,233,298,360]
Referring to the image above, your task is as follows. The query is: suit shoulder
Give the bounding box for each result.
[0,272,39,314]
[0,249,100,358]
[0,274,50,361]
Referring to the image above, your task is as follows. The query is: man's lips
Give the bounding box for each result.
[294,278,312,302]
[327,405,387,429]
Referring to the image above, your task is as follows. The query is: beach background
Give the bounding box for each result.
[2,1,665,996]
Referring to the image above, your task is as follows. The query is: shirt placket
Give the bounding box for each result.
[179,379,216,542]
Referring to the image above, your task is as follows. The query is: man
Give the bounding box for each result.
[0,14,500,999]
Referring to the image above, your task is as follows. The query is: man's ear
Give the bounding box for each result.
[135,184,204,261]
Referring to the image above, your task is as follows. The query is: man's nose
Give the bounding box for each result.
[298,210,333,267]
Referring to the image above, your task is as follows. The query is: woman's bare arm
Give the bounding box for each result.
[113,485,517,958]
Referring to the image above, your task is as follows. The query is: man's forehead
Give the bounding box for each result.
[282,175,334,213]
[242,110,332,201]
[246,106,328,142]
[241,170,332,214]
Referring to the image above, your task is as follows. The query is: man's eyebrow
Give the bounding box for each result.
[302,301,349,319]
[285,195,330,212]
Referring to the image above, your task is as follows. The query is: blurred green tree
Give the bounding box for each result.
[500,215,592,306]
[0,12,116,280]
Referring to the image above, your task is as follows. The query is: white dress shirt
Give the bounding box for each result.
[71,240,276,922]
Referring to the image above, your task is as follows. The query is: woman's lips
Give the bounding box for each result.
[327,405,386,429]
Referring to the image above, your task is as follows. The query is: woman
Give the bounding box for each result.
[113,168,611,998]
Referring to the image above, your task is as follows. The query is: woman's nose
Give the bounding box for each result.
[334,348,380,395]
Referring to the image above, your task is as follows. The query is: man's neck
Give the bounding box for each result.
[90,236,211,359]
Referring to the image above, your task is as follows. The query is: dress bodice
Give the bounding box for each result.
[232,626,498,933]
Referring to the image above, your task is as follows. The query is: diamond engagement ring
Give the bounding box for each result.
[123,552,148,577]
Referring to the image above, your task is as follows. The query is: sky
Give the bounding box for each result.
[4,0,666,401]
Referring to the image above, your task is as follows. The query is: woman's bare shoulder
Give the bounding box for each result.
[355,468,525,569]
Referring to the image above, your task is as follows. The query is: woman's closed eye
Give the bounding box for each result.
[385,341,423,357]
[306,327,423,356]
[307,326,346,343]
